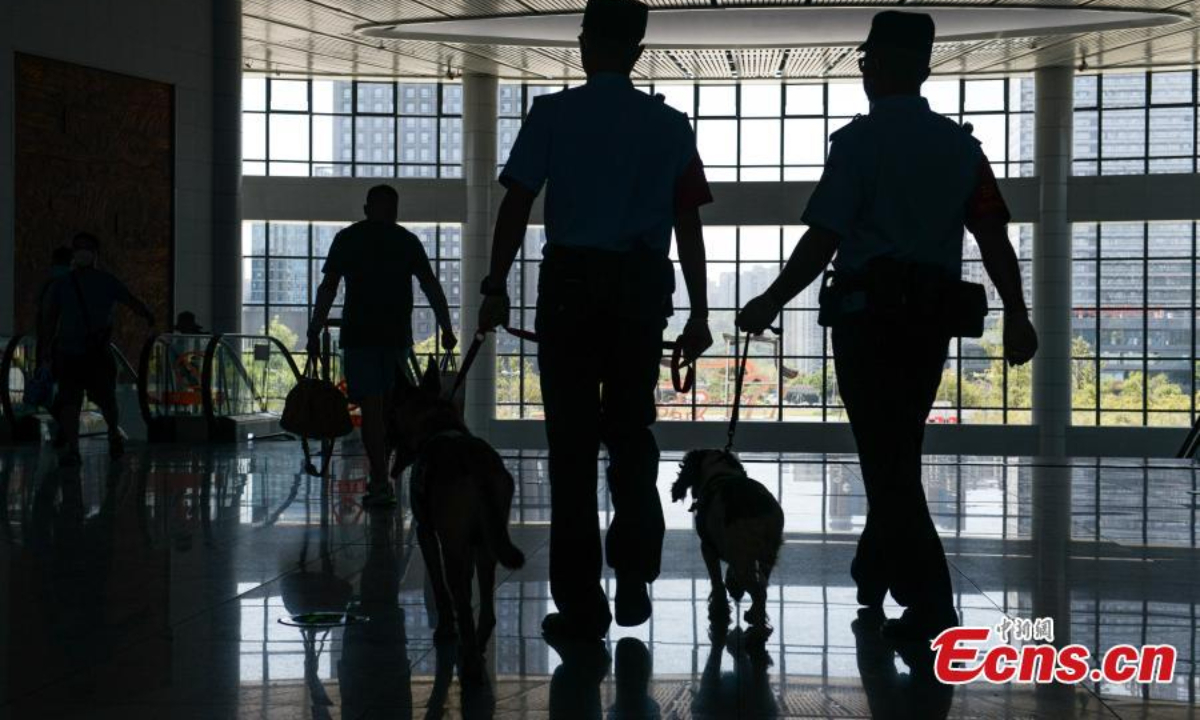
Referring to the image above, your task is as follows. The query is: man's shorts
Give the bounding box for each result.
[342,346,403,403]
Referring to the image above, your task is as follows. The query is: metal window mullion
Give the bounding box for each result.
[1144,71,1151,175]
[822,80,830,422]
[351,80,359,176]
[435,82,443,178]
[1192,221,1197,424]
[734,226,741,421]
[264,221,272,331]
[1143,222,1150,425]
[693,80,700,421]
[777,226,784,421]
[1095,224,1102,425]
[307,80,314,177]
[1097,75,1104,175]
[265,79,272,175]
[307,222,314,340]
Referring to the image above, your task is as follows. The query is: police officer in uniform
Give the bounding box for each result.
[478,0,714,641]
[738,11,1038,640]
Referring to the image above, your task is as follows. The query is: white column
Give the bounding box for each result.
[461,72,499,438]
[210,0,242,332]
[1032,65,1074,458]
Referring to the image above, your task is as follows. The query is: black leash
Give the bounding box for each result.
[449,325,699,402]
[449,331,487,400]
[725,326,780,453]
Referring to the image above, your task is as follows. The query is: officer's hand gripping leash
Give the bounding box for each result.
[451,326,698,398]
[725,326,780,453]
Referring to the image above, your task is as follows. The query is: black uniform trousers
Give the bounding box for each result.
[832,313,955,615]
[535,245,669,626]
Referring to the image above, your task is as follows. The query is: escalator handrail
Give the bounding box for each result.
[200,333,304,427]
[137,332,213,425]
[108,341,138,383]
[2,333,140,427]
[0,334,23,427]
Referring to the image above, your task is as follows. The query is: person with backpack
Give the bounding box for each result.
[39,233,155,465]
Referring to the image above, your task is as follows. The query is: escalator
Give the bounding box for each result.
[1,334,140,443]
[139,333,312,443]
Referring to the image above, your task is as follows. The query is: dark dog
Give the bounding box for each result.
[394,360,525,683]
[672,449,784,634]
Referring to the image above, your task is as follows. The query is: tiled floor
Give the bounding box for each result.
[0,440,1196,718]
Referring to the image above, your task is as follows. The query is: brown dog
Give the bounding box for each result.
[672,449,784,636]
[394,360,525,682]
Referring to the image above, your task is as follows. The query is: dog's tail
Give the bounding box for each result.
[478,466,525,570]
[487,515,525,569]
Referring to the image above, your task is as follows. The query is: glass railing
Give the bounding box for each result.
[2,333,138,432]
[201,334,302,418]
[138,333,215,421]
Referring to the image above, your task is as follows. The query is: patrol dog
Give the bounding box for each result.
[672,449,784,635]
[393,360,525,682]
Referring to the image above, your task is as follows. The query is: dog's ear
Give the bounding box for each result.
[420,357,440,393]
[672,451,699,503]
[670,474,691,503]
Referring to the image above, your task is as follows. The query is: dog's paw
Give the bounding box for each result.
[707,595,732,625]
[744,605,768,628]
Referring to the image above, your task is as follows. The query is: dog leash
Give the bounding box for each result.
[451,325,698,399]
[725,326,780,453]
[505,325,694,394]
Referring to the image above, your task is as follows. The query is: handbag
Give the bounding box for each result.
[438,350,465,416]
[281,357,353,440]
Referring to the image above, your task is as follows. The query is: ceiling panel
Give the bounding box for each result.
[242,0,1200,78]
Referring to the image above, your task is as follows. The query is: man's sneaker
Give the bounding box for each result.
[851,557,886,609]
[881,607,959,643]
[542,612,610,643]
[614,576,652,627]
[108,436,125,461]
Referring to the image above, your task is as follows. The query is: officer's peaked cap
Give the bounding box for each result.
[858,11,935,65]
[582,0,649,45]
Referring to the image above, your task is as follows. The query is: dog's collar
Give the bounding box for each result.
[418,427,469,451]
[689,470,746,513]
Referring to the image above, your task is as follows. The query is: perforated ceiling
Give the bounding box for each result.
[242,0,1200,79]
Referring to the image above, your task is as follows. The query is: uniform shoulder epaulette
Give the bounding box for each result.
[830,113,867,142]
[654,92,666,103]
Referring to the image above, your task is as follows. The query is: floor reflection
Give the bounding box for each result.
[0,441,1195,718]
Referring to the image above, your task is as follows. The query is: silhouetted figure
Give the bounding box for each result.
[737,11,1037,641]
[608,638,660,719]
[39,233,155,466]
[691,627,778,719]
[35,246,73,321]
[478,0,714,641]
[307,185,457,508]
[338,512,419,719]
[173,311,204,334]
[36,246,74,443]
[853,608,953,719]
[548,638,610,719]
